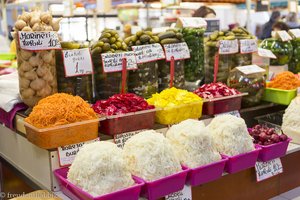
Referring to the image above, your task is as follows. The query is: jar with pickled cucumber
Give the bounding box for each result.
[228,68,266,107]
[205,27,256,83]
[55,42,93,102]
[288,38,300,73]
[181,27,205,88]
[14,10,60,107]
[125,30,160,98]
[157,29,185,91]
[260,38,293,66]
[91,29,128,100]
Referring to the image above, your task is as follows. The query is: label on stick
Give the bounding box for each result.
[163,42,190,61]
[18,31,61,50]
[101,51,137,73]
[132,43,165,64]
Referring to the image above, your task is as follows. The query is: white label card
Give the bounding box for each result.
[218,39,239,54]
[114,130,146,149]
[178,17,207,28]
[18,31,61,50]
[101,51,137,73]
[236,65,266,75]
[240,39,258,54]
[276,31,292,42]
[132,44,165,64]
[165,185,192,200]
[58,138,100,167]
[215,110,241,118]
[164,42,190,61]
[255,158,283,182]
[257,48,277,59]
[289,29,300,38]
[63,48,94,77]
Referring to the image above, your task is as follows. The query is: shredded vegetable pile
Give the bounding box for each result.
[147,87,202,108]
[267,71,300,90]
[194,82,240,99]
[25,93,97,128]
[92,93,154,116]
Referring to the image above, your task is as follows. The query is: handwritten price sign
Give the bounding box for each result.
[255,158,283,182]
[62,48,94,77]
[18,31,61,50]
[114,130,146,149]
[132,43,165,64]
[240,39,258,54]
[219,39,239,54]
[165,185,192,200]
[101,51,137,73]
[163,42,190,61]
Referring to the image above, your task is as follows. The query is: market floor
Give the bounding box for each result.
[270,187,300,200]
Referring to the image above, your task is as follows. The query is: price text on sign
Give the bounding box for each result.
[276,31,292,42]
[215,110,241,118]
[101,51,137,73]
[178,17,207,28]
[289,29,300,38]
[58,138,100,167]
[236,64,266,75]
[240,39,258,54]
[255,158,283,182]
[165,185,192,200]
[63,48,94,77]
[163,42,190,61]
[218,39,239,54]
[18,31,61,50]
[132,43,165,64]
[257,48,276,59]
[114,130,146,149]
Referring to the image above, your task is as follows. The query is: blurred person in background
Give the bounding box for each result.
[193,6,216,18]
[260,11,281,39]
[272,21,290,32]
[286,12,299,29]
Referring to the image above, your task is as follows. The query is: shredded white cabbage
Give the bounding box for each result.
[166,119,221,168]
[123,130,181,181]
[282,97,300,137]
[67,141,134,197]
[207,115,254,156]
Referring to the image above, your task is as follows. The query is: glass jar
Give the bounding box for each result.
[128,62,158,99]
[289,38,300,73]
[182,28,205,86]
[55,42,94,102]
[259,38,293,66]
[228,68,266,107]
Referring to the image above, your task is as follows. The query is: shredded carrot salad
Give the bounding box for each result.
[25,93,97,128]
[267,71,300,90]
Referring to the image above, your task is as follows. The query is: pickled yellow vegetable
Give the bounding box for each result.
[147,88,203,125]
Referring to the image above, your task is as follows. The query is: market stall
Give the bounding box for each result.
[2,6,300,200]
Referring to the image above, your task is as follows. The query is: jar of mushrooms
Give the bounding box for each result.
[14,10,61,107]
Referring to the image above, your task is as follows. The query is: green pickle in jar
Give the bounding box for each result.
[55,42,94,102]
[289,38,300,73]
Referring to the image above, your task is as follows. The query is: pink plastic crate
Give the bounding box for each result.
[256,138,291,162]
[99,109,156,135]
[202,94,246,115]
[54,168,143,200]
[134,168,189,200]
[183,158,227,186]
[222,147,261,174]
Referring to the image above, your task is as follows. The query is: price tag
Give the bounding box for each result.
[163,42,190,61]
[236,64,266,75]
[101,51,137,73]
[218,39,239,54]
[276,30,292,42]
[289,29,300,38]
[257,48,276,59]
[62,48,94,77]
[255,158,283,182]
[215,110,241,118]
[114,130,146,149]
[132,44,165,64]
[57,138,100,167]
[177,17,207,28]
[165,185,192,200]
[240,39,258,54]
[18,31,61,51]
